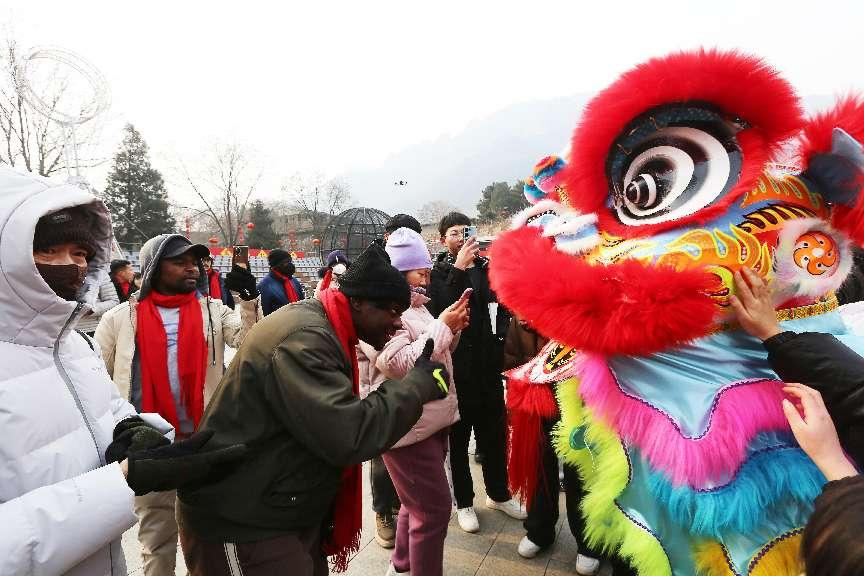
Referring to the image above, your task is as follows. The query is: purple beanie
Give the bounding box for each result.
[385,227,432,272]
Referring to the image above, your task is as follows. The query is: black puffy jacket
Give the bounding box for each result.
[764,330,864,466]
[427,251,510,406]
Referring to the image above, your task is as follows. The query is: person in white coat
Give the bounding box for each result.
[0,168,243,576]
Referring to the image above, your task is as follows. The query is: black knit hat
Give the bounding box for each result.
[268,249,292,267]
[385,213,422,234]
[34,206,99,259]
[339,241,410,308]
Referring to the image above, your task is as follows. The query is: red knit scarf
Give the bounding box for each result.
[318,288,361,572]
[273,269,300,303]
[207,269,222,300]
[119,281,131,297]
[320,268,334,292]
[136,291,207,430]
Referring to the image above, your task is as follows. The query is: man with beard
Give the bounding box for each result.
[96,233,262,576]
[176,241,452,575]
[259,248,305,315]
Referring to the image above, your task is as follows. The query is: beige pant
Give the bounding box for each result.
[134,490,178,576]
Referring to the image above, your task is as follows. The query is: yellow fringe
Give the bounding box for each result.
[553,378,672,576]
[692,529,804,576]
[749,529,804,576]
[693,541,736,576]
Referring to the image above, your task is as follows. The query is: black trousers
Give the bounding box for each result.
[370,455,399,515]
[449,389,510,508]
[524,419,636,575]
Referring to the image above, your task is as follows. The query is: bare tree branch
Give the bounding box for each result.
[177,143,264,245]
[281,172,352,238]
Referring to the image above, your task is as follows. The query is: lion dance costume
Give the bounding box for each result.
[490,50,864,575]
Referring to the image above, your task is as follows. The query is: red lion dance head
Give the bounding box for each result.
[490,49,864,357]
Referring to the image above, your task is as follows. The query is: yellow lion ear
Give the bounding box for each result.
[805,128,864,206]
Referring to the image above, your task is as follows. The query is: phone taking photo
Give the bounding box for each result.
[233,245,249,269]
[463,225,477,241]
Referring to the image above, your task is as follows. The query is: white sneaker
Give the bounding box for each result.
[456,506,480,533]
[575,554,600,575]
[385,562,410,575]
[485,496,528,520]
[517,535,542,558]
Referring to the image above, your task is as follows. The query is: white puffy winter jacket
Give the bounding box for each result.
[0,168,170,576]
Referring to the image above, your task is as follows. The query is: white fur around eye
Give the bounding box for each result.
[772,218,853,298]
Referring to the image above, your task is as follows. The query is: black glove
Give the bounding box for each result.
[407,339,451,402]
[105,417,170,464]
[224,265,259,301]
[125,430,247,496]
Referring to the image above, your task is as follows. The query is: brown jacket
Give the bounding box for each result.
[503,318,549,372]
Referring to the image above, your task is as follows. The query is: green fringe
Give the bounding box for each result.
[553,378,672,576]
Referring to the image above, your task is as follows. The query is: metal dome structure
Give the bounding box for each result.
[320,207,391,261]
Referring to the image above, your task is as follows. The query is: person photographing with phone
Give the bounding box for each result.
[353,227,468,575]
[176,241,453,574]
[428,212,523,534]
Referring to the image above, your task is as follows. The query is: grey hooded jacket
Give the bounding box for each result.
[96,234,262,422]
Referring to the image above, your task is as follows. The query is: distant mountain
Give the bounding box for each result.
[342,93,840,216]
[343,95,589,215]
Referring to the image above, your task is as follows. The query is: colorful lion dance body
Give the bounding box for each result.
[490,50,864,575]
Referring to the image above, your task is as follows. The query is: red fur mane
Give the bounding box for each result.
[796,97,864,246]
[489,226,718,357]
[564,49,803,239]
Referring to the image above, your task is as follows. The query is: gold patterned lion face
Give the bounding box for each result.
[579,171,838,309]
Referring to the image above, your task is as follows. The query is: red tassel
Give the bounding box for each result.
[506,379,559,507]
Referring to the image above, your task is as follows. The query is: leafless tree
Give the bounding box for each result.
[178,142,264,246]
[282,172,353,237]
[417,200,460,225]
[0,38,102,177]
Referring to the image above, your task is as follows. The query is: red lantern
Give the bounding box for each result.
[246,222,255,230]
[208,236,219,244]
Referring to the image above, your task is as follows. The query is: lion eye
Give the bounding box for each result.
[613,126,741,226]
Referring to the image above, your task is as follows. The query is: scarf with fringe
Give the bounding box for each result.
[318,288,362,571]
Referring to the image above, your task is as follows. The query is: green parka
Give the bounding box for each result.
[177,298,436,541]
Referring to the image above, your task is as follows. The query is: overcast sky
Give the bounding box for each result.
[4,0,864,209]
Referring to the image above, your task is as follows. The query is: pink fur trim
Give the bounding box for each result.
[577,354,790,487]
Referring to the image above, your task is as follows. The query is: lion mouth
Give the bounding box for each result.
[489,225,718,356]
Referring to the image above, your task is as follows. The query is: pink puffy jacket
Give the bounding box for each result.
[357,291,459,449]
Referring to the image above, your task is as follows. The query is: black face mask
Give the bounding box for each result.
[36,263,88,301]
